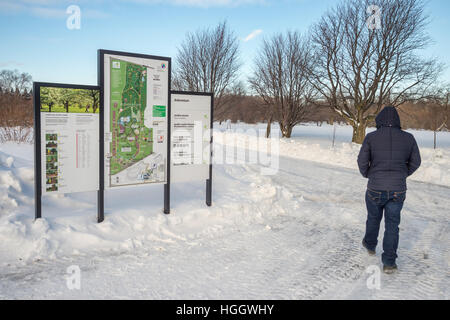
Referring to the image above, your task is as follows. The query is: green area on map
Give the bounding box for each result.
[152,105,166,117]
[109,59,153,176]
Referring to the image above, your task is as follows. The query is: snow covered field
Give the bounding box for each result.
[0,123,449,299]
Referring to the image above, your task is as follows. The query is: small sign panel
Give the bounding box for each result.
[171,93,212,183]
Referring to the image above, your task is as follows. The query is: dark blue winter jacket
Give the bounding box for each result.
[357,106,421,191]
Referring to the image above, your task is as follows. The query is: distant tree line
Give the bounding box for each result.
[215,97,449,133]
[0,70,33,142]
[0,69,33,128]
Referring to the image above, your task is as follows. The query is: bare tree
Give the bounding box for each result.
[214,81,246,124]
[0,69,32,94]
[174,21,241,113]
[418,84,450,149]
[310,0,441,143]
[249,31,315,138]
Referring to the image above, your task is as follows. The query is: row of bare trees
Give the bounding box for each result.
[412,84,450,148]
[0,70,34,142]
[173,0,448,143]
[0,69,33,127]
[0,69,32,94]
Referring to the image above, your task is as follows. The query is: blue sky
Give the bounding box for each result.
[1,0,449,87]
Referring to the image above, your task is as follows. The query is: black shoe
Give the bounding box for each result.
[383,264,398,274]
[362,239,376,256]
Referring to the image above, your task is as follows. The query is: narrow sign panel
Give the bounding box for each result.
[170,93,212,183]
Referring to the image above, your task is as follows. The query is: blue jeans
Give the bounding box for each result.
[363,188,406,267]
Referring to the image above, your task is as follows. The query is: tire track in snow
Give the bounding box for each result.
[250,155,449,299]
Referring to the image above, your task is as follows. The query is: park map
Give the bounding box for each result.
[109,59,153,177]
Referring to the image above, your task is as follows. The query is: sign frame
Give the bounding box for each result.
[97,49,172,220]
[169,90,214,208]
[33,81,101,220]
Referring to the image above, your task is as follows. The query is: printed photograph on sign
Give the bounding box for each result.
[45,132,59,192]
[40,87,100,114]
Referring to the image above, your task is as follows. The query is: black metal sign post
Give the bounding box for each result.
[97,52,105,223]
[206,95,214,207]
[164,60,172,215]
[33,82,101,221]
[33,82,42,220]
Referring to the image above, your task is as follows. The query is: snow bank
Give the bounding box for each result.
[0,150,21,212]
[0,123,448,267]
[0,142,296,265]
[276,139,450,187]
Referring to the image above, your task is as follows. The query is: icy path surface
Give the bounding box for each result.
[1,151,448,299]
[1,124,449,299]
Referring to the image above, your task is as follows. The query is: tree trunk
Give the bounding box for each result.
[281,124,293,138]
[266,122,271,138]
[332,124,337,148]
[266,114,273,138]
[352,122,366,144]
[434,131,437,150]
[286,125,293,138]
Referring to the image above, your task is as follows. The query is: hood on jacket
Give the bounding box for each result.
[376,106,401,129]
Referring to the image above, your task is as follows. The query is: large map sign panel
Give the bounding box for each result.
[103,52,169,188]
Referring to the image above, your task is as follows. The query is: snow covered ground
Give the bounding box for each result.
[0,123,448,299]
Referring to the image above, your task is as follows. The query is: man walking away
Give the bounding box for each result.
[357,106,421,274]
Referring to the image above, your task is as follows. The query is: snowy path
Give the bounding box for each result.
[1,151,448,299]
[264,156,450,299]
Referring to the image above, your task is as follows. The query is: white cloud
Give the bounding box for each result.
[0,0,109,19]
[173,0,264,6]
[126,0,266,8]
[30,6,66,18]
[0,1,24,13]
[0,61,25,68]
[0,0,267,15]
[243,29,262,42]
